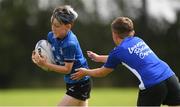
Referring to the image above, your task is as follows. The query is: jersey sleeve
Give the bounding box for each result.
[47,32,53,44]
[104,49,122,69]
[63,41,76,62]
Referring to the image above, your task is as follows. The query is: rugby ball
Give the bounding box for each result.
[34,40,55,71]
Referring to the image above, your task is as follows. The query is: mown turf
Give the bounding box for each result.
[0,88,138,106]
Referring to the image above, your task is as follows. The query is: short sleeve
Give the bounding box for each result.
[63,41,76,62]
[47,32,53,44]
[104,50,121,69]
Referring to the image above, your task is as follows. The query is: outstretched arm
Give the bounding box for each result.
[87,51,108,63]
[71,67,113,80]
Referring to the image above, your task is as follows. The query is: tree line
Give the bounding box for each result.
[0,0,179,88]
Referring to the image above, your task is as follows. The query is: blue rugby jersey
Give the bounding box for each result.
[104,36,174,90]
[47,30,89,84]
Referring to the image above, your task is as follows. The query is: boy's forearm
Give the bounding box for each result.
[98,55,108,63]
[85,67,112,77]
[45,63,70,74]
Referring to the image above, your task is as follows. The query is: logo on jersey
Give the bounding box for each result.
[128,41,153,59]
[52,46,55,51]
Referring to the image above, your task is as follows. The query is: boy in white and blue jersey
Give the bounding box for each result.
[71,17,180,106]
[32,5,91,106]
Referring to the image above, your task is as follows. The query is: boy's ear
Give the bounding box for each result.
[66,24,72,30]
[113,32,119,37]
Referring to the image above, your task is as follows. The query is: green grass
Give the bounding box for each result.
[0,88,138,106]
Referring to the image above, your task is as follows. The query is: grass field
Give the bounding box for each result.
[0,88,138,106]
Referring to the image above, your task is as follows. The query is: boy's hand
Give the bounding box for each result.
[87,51,99,62]
[32,51,47,67]
[71,68,88,80]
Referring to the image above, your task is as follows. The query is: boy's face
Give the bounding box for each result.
[51,16,70,38]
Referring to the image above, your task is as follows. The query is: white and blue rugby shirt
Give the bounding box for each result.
[104,36,174,90]
[47,30,90,84]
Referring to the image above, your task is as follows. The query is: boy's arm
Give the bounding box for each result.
[71,67,113,80]
[45,62,73,74]
[32,51,73,74]
[87,51,108,63]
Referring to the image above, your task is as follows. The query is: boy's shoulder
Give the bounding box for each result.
[47,31,55,43]
[47,31,54,40]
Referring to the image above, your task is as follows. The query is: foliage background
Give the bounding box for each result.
[0,0,180,89]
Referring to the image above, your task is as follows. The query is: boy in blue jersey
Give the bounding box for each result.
[71,17,180,106]
[32,5,91,106]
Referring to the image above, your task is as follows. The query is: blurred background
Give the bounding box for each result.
[0,0,180,105]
